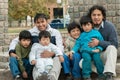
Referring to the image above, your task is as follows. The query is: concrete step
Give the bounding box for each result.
[0,62,9,69]
[0,69,13,80]
[0,52,9,62]
[0,53,120,80]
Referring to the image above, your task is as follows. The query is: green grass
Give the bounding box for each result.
[8,27,67,33]
[8,27,31,33]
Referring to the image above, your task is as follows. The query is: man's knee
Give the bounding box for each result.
[107,45,116,50]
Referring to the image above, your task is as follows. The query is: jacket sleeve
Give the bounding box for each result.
[99,21,118,49]
[51,43,63,56]
[96,31,104,51]
[72,37,81,53]
[15,44,25,73]
[9,37,19,54]
[29,43,37,65]
[54,30,64,53]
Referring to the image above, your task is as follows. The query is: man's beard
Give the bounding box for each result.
[94,24,101,28]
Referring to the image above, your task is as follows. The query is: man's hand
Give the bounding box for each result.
[22,71,28,78]
[10,53,19,59]
[89,38,99,47]
[92,49,100,53]
[41,50,55,58]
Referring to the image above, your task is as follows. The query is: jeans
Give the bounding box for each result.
[62,52,81,78]
[9,57,33,78]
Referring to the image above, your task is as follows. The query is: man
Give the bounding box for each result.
[9,13,64,80]
[87,5,118,80]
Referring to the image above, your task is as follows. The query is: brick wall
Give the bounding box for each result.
[0,0,8,53]
[68,0,120,56]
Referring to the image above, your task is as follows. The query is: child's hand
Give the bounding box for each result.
[58,55,64,62]
[22,71,28,78]
[66,52,70,56]
[10,53,19,59]
[31,60,36,65]
[69,52,73,60]
[92,49,100,53]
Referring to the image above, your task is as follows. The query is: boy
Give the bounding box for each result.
[29,31,64,80]
[9,30,33,80]
[70,16,104,80]
[62,21,83,80]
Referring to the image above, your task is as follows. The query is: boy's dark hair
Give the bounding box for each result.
[80,15,93,26]
[39,31,51,40]
[87,5,106,21]
[67,21,83,33]
[19,30,32,40]
[34,13,48,23]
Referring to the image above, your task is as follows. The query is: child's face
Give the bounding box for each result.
[82,22,93,32]
[39,37,50,46]
[69,27,81,39]
[20,39,31,48]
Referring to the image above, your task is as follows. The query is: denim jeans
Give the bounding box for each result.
[62,52,82,78]
[9,57,33,78]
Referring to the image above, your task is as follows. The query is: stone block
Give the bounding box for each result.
[79,6,85,12]
[116,17,120,23]
[116,10,120,16]
[74,13,80,18]
[0,21,4,26]
[73,0,79,5]
[0,62,9,69]
[0,3,4,8]
[78,0,84,5]
[116,0,120,3]
[73,6,79,12]
[113,17,117,23]
[4,3,8,9]
[83,0,93,4]
[107,4,116,10]
[107,11,115,17]
[0,15,4,21]
[68,0,74,6]
[0,69,13,80]
[68,7,73,13]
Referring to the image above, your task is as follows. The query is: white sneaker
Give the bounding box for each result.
[36,72,48,80]
[48,75,56,80]
[14,75,21,80]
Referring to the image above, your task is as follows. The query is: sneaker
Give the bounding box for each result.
[105,72,114,80]
[48,75,56,80]
[65,73,72,80]
[14,75,22,80]
[83,77,92,80]
[96,75,105,80]
[37,72,48,80]
[73,78,82,80]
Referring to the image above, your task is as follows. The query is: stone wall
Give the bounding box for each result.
[68,0,120,56]
[0,0,8,53]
